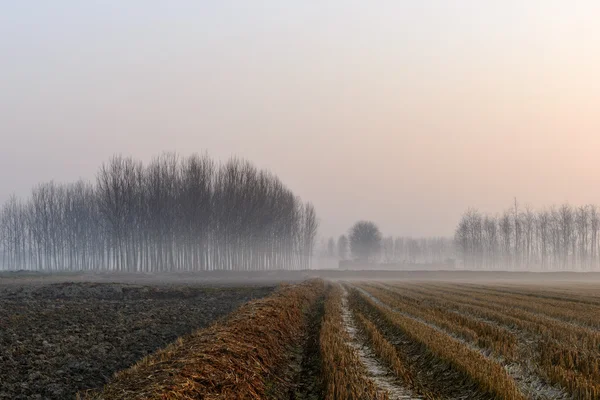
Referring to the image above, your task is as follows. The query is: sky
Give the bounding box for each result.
[1,1,600,238]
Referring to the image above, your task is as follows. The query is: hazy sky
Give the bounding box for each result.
[2,1,600,238]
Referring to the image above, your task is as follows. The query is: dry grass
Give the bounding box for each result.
[437,283,600,329]
[351,288,527,400]
[542,347,600,399]
[396,283,600,353]
[351,309,440,399]
[319,283,386,400]
[79,280,324,400]
[388,282,600,399]
[360,283,517,359]
[74,279,600,400]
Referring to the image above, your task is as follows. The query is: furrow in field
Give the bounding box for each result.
[462,284,600,308]
[339,286,418,400]
[358,283,518,359]
[80,280,325,400]
[363,284,570,400]
[395,283,600,361]
[358,284,570,400]
[349,285,527,400]
[393,284,600,348]
[429,283,600,329]
[320,283,387,400]
[383,283,599,399]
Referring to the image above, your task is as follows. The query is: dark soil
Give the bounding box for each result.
[263,289,326,400]
[289,290,326,400]
[0,282,274,400]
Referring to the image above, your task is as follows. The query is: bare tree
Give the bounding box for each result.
[0,152,318,272]
[590,205,600,270]
[382,236,394,262]
[302,203,319,269]
[337,235,349,260]
[455,201,600,271]
[327,237,336,258]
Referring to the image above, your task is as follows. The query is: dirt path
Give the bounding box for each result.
[340,288,418,400]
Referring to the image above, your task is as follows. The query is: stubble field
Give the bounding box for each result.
[2,274,600,399]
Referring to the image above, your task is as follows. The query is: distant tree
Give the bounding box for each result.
[483,215,498,268]
[337,235,348,260]
[382,236,394,262]
[513,198,521,268]
[499,210,513,267]
[302,203,319,269]
[454,201,600,271]
[327,237,336,258]
[521,205,536,267]
[590,205,600,270]
[348,221,382,262]
[537,209,550,270]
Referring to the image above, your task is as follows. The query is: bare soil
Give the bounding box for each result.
[0,281,274,400]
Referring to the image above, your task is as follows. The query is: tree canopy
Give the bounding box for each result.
[349,221,382,262]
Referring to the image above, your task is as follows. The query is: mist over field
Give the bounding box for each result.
[3,3,600,400]
[3,2,600,243]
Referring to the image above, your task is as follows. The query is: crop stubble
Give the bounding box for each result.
[5,279,600,399]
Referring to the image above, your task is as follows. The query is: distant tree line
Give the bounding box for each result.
[381,236,453,264]
[456,200,600,270]
[0,153,318,272]
[326,221,453,264]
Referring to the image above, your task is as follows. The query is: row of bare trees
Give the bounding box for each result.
[455,201,600,270]
[324,233,453,264]
[381,236,453,264]
[0,153,318,272]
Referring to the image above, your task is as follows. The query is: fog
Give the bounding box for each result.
[6,7,600,400]
[1,2,600,260]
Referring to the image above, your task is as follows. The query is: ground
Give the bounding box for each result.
[2,270,600,400]
[0,277,274,400]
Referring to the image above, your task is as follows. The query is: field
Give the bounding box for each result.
[2,273,600,399]
[0,279,274,399]
[344,281,600,400]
